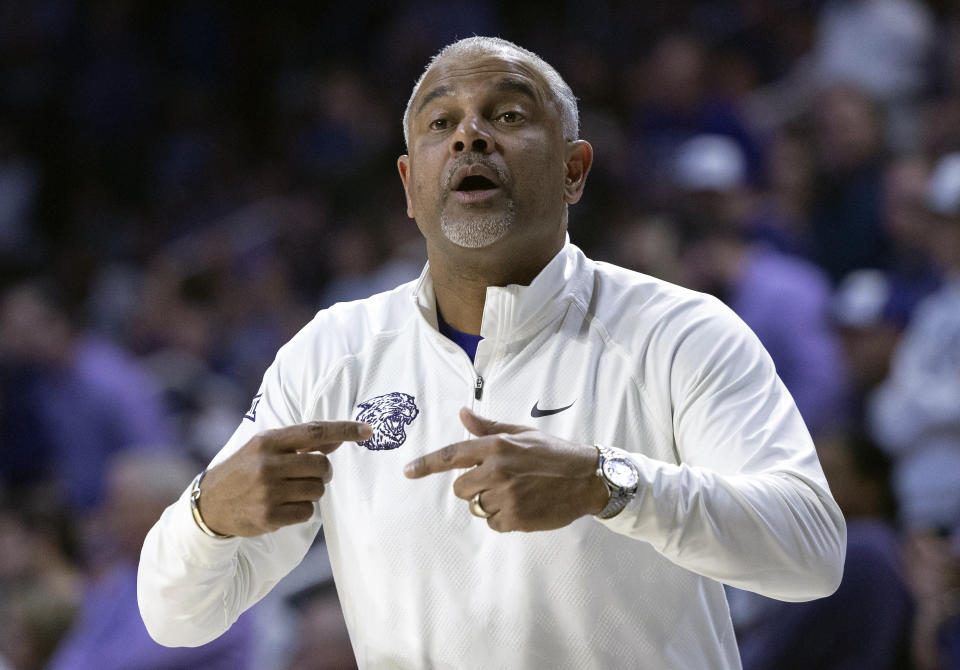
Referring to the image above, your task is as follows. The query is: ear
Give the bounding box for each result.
[397,155,416,218]
[562,140,594,205]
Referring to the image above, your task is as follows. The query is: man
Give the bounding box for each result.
[138,37,845,669]
[869,152,960,531]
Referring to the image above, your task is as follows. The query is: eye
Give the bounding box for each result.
[496,111,524,125]
[429,118,449,131]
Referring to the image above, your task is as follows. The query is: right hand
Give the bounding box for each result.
[198,421,372,537]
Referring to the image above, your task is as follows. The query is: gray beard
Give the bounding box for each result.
[439,200,516,248]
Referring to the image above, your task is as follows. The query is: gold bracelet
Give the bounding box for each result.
[189,468,234,539]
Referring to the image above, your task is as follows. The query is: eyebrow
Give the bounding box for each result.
[415,77,540,117]
[492,78,538,103]
[416,85,454,116]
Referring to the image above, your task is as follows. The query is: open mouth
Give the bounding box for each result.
[384,417,404,439]
[456,175,498,191]
[451,170,503,203]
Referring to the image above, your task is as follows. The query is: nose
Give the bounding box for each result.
[450,115,494,155]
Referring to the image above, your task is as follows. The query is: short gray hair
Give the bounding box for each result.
[403,37,579,149]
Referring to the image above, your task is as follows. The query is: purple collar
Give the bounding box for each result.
[437,309,483,362]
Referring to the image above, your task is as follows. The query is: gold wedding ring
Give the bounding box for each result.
[470,491,492,518]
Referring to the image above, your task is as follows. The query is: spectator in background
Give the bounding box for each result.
[869,152,960,531]
[318,225,424,309]
[0,580,76,670]
[813,0,933,151]
[284,67,392,183]
[626,33,761,205]
[284,581,357,670]
[879,156,943,320]
[732,433,913,670]
[674,134,848,435]
[45,450,253,670]
[608,214,685,287]
[0,279,171,510]
[831,269,906,429]
[0,486,80,670]
[829,156,941,430]
[747,125,816,258]
[810,83,890,282]
[903,515,960,670]
[814,0,933,103]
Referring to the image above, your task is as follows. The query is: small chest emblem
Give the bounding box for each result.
[531,399,576,418]
[354,392,420,451]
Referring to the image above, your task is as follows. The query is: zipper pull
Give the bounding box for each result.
[474,375,484,400]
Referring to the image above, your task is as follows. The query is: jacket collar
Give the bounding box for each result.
[411,237,593,343]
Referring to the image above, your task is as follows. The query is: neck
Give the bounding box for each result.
[428,236,564,335]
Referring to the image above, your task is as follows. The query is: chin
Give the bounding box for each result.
[439,216,513,249]
[440,202,516,249]
[443,231,511,250]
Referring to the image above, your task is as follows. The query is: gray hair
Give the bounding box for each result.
[403,37,579,149]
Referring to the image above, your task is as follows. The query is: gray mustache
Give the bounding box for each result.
[444,154,510,190]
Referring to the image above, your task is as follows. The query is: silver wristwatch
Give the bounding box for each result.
[595,445,640,519]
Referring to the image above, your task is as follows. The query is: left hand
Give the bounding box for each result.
[403,407,609,532]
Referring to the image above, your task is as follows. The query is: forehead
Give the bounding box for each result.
[413,53,551,111]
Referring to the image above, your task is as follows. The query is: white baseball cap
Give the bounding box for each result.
[672,134,746,192]
[831,269,891,328]
[926,152,960,216]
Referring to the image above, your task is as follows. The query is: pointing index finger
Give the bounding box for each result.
[265,421,372,454]
[403,437,492,478]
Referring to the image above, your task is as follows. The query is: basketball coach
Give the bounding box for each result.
[138,37,846,670]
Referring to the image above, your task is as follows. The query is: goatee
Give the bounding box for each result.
[440,199,515,248]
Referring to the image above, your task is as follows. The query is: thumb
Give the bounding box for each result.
[459,407,529,437]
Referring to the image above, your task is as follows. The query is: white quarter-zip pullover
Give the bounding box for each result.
[138,242,846,670]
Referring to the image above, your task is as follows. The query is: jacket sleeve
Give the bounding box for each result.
[137,346,322,648]
[599,298,847,602]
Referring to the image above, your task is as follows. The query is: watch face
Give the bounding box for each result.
[603,457,639,488]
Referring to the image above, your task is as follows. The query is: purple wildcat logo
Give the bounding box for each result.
[355,392,419,450]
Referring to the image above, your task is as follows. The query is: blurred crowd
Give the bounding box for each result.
[1,1,960,669]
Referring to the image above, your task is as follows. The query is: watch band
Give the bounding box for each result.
[189,468,234,539]
[597,491,630,519]
[595,445,639,519]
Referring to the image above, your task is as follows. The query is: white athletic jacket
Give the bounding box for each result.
[138,242,846,670]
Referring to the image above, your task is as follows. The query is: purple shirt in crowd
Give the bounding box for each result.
[28,337,171,508]
[45,561,252,670]
[729,247,849,434]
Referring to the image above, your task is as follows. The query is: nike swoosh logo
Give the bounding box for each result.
[530,400,576,418]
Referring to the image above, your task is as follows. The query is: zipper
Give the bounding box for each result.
[474,375,485,400]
